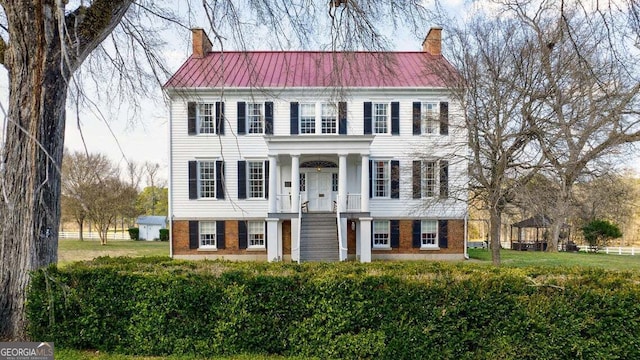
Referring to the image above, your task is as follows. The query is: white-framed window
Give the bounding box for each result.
[422,102,439,134]
[373,103,388,134]
[373,160,390,198]
[198,161,217,198]
[423,161,437,198]
[300,103,316,134]
[421,220,438,248]
[373,220,390,248]
[198,103,215,134]
[200,221,217,248]
[248,221,265,248]
[321,103,337,134]
[247,103,264,134]
[247,161,265,199]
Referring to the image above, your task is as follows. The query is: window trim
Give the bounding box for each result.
[373,160,391,198]
[247,161,266,199]
[246,102,265,134]
[298,102,340,135]
[247,221,266,249]
[373,102,390,134]
[421,102,439,135]
[198,160,217,199]
[199,221,217,249]
[420,220,439,249]
[373,220,391,248]
[196,103,216,134]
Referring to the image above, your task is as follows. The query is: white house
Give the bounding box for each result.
[137,215,167,241]
[164,27,468,262]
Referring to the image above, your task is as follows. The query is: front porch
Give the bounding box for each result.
[264,135,375,263]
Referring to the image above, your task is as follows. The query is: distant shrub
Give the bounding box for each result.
[582,219,622,252]
[158,229,169,241]
[127,227,139,240]
[27,260,640,359]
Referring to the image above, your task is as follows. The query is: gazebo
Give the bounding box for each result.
[510,215,570,251]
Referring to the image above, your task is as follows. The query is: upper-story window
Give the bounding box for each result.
[188,102,224,135]
[247,103,264,134]
[247,161,265,199]
[198,104,215,133]
[373,103,388,134]
[412,159,449,199]
[300,103,316,134]
[198,161,217,198]
[373,160,390,198]
[421,103,439,134]
[321,104,337,134]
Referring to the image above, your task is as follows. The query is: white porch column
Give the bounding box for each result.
[266,218,280,262]
[360,154,369,212]
[268,155,278,213]
[360,217,372,263]
[338,153,348,212]
[291,154,300,212]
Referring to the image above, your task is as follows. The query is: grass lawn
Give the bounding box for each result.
[468,248,640,271]
[58,239,169,267]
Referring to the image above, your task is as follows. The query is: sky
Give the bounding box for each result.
[0,1,638,186]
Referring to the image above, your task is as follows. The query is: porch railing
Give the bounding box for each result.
[346,193,361,212]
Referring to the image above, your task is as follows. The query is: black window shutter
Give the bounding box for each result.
[439,160,449,198]
[413,102,421,135]
[390,220,400,248]
[264,160,269,198]
[370,221,374,248]
[368,160,373,199]
[438,220,448,248]
[216,102,225,135]
[188,102,197,135]
[237,102,246,135]
[216,221,226,249]
[363,102,372,135]
[216,161,225,199]
[412,220,421,248]
[265,101,274,134]
[391,160,400,199]
[290,102,299,135]
[237,161,247,199]
[264,222,268,248]
[391,102,400,135]
[440,102,449,135]
[188,161,198,199]
[338,102,347,135]
[189,221,199,249]
[238,221,248,249]
[413,160,421,199]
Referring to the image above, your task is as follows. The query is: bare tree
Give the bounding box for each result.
[444,15,545,265]
[85,175,138,245]
[0,0,435,340]
[61,150,118,240]
[504,0,640,251]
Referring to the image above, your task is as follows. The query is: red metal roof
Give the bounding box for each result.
[164,51,457,89]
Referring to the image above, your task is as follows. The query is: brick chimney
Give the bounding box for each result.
[422,27,442,56]
[191,28,212,58]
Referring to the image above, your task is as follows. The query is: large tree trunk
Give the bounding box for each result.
[489,209,502,266]
[0,7,69,340]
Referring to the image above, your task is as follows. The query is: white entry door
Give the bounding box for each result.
[306,172,332,212]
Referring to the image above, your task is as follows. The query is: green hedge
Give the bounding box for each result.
[127,227,139,240]
[27,258,640,359]
[159,228,169,241]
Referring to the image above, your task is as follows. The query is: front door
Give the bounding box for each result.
[306,172,332,212]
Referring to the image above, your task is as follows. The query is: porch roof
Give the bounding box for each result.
[266,135,374,155]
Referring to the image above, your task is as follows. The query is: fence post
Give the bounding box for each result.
[619,247,622,255]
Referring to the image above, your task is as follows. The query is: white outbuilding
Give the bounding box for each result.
[136,215,167,241]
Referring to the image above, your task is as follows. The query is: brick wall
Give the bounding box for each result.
[172,220,267,256]
[372,219,464,255]
[282,220,291,255]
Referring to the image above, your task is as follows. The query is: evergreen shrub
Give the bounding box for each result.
[127,227,139,240]
[27,258,640,359]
